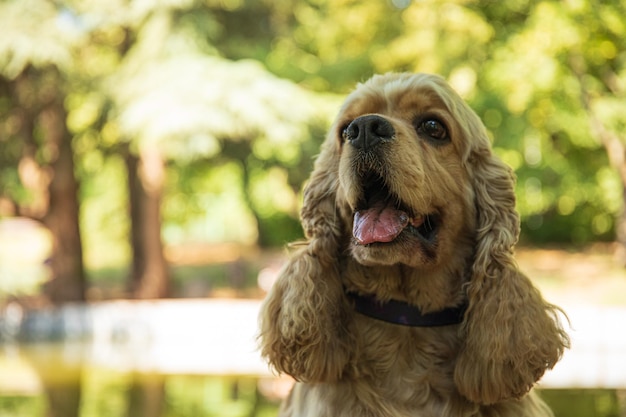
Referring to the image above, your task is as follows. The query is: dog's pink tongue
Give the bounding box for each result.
[353,203,409,245]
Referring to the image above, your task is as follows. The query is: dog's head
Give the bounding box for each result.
[336,73,483,269]
[304,73,511,271]
[299,73,568,404]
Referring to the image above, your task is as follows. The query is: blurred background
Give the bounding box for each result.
[0,0,625,416]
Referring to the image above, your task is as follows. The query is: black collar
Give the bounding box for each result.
[347,292,467,327]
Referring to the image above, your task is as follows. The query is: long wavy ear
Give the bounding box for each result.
[259,133,354,382]
[300,137,345,257]
[452,106,569,404]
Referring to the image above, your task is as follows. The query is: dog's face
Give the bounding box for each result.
[330,73,477,268]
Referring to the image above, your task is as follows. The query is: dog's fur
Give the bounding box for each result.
[259,73,569,417]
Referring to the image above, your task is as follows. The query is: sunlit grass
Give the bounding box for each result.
[517,245,626,306]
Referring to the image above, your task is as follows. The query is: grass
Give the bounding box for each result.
[2,239,626,306]
[517,244,626,306]
[85,250,278,300]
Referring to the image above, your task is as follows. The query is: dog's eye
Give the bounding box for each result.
[417,119,449,143]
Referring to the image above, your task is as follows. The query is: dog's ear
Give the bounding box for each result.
[452,106,569,404]
[301,137,345,258]
[259,133,353,382]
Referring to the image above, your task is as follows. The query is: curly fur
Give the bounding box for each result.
[259,73,569,417]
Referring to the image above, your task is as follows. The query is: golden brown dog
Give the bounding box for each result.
[259,73,569,417]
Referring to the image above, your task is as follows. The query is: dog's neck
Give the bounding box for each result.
[346,291,467,327]
[341,261,469,313]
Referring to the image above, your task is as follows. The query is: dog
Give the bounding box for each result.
[259,73,569,417]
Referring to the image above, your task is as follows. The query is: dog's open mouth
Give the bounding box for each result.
[352,174,439,246]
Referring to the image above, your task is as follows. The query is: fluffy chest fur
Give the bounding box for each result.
[283,319,465,417]
[279,318,552,417]
[349,317,461,405]
[280,383,554,417]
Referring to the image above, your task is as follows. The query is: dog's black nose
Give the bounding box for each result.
[345,115,395,150]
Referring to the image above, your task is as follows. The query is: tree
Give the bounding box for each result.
[125,146,169,298]
[81,0,333,293]
[562,2,626,257]
[110,52,333,247]
[476,0,625,248]
[4,0,625,300]
[39,68,86,302]
[221,0,626,249]
[0,0,86,303]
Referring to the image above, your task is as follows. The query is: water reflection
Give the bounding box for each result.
[541,389,626,417]
[1,300,625,417]
[0,341,283,417]
[0,362,281,417]
[0,346,625,417]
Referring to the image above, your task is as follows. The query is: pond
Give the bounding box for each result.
[0,372,281,417]
[1,378,625,417]
[0,300,284,417]
[0,353,623,417]
[0,344,285,417]
[1,300,625,417]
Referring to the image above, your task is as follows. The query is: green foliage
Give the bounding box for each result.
[0,395,46,417]
[163,161,258,245]
[79,155,131,269]
[479,0,626,243]
[0,0,80,78]
[219,0,626,244]
[1,0,626,265]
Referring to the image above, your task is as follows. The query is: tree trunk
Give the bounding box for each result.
[125,146,169,298]
[44,380,82,417]
[570,56,626,264]
[126,374,165,417]
[40,93,86,304]
[12,69,50,218]
[584,105,626,259]
[27,344,82,417]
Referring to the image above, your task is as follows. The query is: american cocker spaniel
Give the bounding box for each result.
[259,73,569,417]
